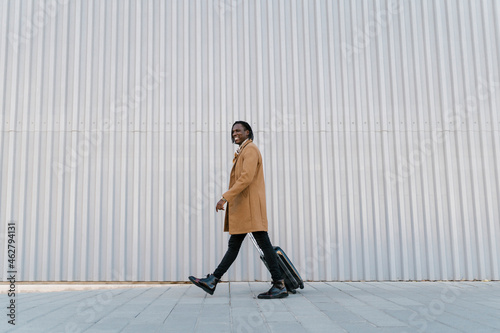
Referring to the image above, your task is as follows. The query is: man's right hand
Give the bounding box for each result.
[216,199,226,212]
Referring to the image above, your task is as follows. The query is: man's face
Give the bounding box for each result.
[232,124,250,145]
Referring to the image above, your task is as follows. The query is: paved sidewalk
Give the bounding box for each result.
[0,281,499,332]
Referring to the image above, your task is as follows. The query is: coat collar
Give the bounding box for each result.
[232,139,252,164]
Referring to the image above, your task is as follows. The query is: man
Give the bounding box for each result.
[189,121,287,299]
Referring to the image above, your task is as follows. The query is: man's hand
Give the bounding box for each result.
[216,199,226,212]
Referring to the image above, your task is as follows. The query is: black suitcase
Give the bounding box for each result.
[249,234,305,293]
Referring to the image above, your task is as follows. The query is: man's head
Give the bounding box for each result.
[231,121,254,145]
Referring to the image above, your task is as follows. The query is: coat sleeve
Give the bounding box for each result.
[222,147,259,202]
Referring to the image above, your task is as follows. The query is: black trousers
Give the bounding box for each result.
[213,231,283,282]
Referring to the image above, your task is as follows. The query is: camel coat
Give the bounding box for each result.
[223,141,268,234]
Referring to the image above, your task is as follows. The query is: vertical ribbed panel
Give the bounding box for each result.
[1,0,499,281]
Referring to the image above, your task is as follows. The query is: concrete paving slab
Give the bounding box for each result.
[194,322,231,333]
[322,309,366,323]
[120,323,165,333]
[335,321,380,333]
[262,311,296,322]
[0,282,499,332]
[296,315,345,332]
[266,321,308,333]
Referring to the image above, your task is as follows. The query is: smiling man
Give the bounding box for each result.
[189,121,287,299]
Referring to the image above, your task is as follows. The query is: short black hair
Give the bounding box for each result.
[231,121,254,143]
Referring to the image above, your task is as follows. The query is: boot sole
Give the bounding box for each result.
[188,276,215,295]
[257,293,289,299]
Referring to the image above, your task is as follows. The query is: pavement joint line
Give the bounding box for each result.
[161,284,191,325]
[228,282,234,333]
[432,313,480,332]
[130,286,172,320]
[84,287,154,330]
[11,292,106,332]
[246,282,272,332]
[272,285,308,331]
[20,288,118,324]
[343,282,420,318]
[438,304,500,330]
[20,289,104,310]
[193,287,208,332]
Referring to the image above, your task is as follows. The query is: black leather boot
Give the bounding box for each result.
[257,279,289,299]
[188,274,220,295]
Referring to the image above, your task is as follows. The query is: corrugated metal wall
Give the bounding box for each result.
[1,0,499,282]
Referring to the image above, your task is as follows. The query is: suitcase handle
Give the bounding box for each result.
[248,233,264,257]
